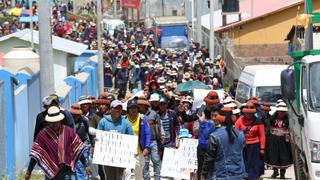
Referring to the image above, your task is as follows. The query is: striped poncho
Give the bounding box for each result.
[30,125,85,178]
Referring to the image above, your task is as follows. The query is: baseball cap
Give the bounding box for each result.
[42,96,53,106]
[110,100,123,108]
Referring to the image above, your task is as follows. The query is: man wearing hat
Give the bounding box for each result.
[156,97,178,158]
[98,100,133,179]
[137,97,162,180]
[90,98,110,129]
[79,96,93,119]
[25,107,92,180]
[69,104,94,180]
[125,99,151,180]
[33,94,74,140]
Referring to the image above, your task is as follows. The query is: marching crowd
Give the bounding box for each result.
[24,24,293,180]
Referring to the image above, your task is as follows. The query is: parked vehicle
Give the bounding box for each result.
[235,65,287,110]
[102,19,125,36]
[153,16,189,51]
[281,51,320,180]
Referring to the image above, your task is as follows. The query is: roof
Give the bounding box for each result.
[153,16,189,25]
[215,0,303,32]
[0,29,88,55]
[240,65,288,87]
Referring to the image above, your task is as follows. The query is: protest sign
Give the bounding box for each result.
[92,130,138,169]
[161,148,194,179]
[161,139,199,179]
[192,89,225,110]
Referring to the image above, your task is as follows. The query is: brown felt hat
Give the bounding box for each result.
[137,97,150,107]
[204,91,220,105]
[69,103,83,115]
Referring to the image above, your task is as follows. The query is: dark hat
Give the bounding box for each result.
[127,99,139,108]
[215,107,233,123]
[204,91,220,105]
[159,97,168,104]
[261,103,271,111]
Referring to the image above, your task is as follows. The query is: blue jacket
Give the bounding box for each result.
[138,115,151,150]
[97,115,133,135]
[202,127,246,179]
[198,120,215,149]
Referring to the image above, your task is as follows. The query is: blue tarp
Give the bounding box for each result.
[19,16,38,23]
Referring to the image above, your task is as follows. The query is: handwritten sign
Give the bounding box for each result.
[161,139,199,179]
[92,130,138,169]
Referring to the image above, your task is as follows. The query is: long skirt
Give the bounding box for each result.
[265,134,293,168]
[243,143,263,180]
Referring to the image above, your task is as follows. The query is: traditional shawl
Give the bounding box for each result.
[30,125,85,178]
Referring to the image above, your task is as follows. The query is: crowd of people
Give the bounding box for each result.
[23,25,293,180]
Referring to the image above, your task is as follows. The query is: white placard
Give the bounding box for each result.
[160,148,194,179]
[192,89,225,110]
[92,130,138,169]
[161,139,199,179]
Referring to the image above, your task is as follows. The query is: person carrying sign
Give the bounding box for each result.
[125,98,151,180]
[97,100,133,180]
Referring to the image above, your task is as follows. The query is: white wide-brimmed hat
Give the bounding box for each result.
[276,102,288,112]
[45,106,65,122]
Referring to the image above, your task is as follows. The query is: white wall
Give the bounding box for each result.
[53,50,68,87]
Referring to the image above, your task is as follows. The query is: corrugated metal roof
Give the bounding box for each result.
[0,29,88,55]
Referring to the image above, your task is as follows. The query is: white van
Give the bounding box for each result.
[235,65,288,107]
[102,19,125,36]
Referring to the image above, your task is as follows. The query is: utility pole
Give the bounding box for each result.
[196,0,202,45]
[209,0,214,60]
[114,0,117,18]
[38,0,55,98]
[145,0,150,28]
[97,0,104,93]
[305,0,313,50]
[191,0,195,39]
[162,0,165,16]
[29,0,34,50]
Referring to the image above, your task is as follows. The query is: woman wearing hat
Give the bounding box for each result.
[201,107,246,180]
[265,101,292,179]
[235,101,265,180]
[25,106,91,180]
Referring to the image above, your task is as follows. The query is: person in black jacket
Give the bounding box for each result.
[33,94,74,140]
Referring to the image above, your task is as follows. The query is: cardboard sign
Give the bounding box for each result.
[161,139,199,179]
[92,130,138,169]
[192,89,225,110]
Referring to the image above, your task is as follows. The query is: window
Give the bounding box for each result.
[236,82,251,104]
[256,86,282,105]
[309,62,320,111]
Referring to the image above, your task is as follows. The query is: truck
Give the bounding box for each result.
[280,1,320,179]
[153,16,189,51]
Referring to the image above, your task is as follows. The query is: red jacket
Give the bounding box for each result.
[235,116,265,150]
